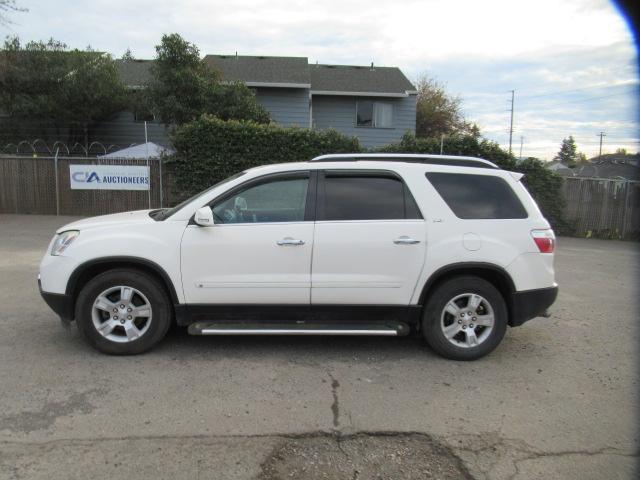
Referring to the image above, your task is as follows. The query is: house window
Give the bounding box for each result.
[356,101,393,128]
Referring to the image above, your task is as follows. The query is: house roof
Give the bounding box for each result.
[114,55,416,95]
[545,155,640,180]
[310,64,416,96]
[203,55,310,87]
[115,59,153,88]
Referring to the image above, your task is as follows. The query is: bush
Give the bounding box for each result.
[168,123,568,233]
[167,115,360,198]
[375,131,516,169]
[515,158,572,234]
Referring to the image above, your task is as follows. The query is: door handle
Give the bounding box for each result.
[277,237,305,246]
[393,236,420,245]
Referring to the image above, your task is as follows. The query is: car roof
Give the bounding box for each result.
[309,153,499,169]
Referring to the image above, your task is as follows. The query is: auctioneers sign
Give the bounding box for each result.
[69,165,150,191]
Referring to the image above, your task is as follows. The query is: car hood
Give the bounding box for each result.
[56,210,154,233]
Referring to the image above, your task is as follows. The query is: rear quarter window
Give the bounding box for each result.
[425,172,528,219]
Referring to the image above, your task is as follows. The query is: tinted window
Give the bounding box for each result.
[426,172,527,219]
[212,177,309,224]
[322,174,421,221]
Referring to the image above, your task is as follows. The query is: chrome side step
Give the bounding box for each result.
[188,321,409,336]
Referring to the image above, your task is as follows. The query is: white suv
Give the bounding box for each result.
[39,154,558,360]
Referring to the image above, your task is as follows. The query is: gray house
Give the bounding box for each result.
[104,55,417,149]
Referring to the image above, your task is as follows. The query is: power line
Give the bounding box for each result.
[528,91,635,108]
[517,82,639,100]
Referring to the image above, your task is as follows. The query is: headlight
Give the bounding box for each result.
[50,230,80,256]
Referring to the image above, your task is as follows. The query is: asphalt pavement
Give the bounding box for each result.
[0,214,637,479]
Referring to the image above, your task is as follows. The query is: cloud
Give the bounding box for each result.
[3,0,638,158]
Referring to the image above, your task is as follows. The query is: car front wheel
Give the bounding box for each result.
[75,269,172,355]
[422,275,508,361]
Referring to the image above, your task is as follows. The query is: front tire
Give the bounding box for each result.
[422,276,507,361]
[75,269,172,355]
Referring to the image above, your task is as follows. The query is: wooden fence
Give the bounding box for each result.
[562,177,639,239]
[0,155,177,216]
[1,156,638,239]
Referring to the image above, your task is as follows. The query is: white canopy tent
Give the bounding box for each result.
[98,142,174,159]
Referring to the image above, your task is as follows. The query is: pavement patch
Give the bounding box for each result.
[258,432,473,480]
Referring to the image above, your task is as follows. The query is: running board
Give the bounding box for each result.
[188,321,409,336]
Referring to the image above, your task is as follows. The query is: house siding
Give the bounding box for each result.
[89,112,171,149]
[311,94,416,148]
[254,87,310,127]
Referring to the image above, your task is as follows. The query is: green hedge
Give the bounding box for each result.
[167,120,568,233]
[166,115,361,198]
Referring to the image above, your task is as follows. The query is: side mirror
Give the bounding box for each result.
[194,207,215,227]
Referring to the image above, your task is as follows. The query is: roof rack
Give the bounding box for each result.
[309,153,499,170]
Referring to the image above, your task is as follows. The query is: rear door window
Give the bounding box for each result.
[425,172,528,219]
[320,172,422,221]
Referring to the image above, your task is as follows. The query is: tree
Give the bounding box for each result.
[555,136,578,168]
[121,48,135,61]
[0,0,27,26]
[146,33,269,126]
[615,147,628,155]
[415,74,478,138]
[204,82,270,124]
[0,36,127,146]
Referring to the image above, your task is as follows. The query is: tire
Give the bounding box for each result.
[75,269,172,355]
[422,275,507,361]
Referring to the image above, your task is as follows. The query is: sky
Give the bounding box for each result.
[2,0,638,160]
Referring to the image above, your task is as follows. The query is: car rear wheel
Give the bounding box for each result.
[422,275,507,361]
[75,269,172,355]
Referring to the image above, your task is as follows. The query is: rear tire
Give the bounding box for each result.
[422,275,507,361]
[75,269,172,355]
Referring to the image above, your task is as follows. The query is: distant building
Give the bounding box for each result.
[545,154,640,180]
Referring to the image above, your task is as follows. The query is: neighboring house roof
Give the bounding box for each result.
[203,55,310,88]
[545,161,566,171]
[115,59,153,88]
[310,64,416,96]
[545,156,640,180]
[98,142,174,159]
[115,55,416,95]
[575,159,640,180]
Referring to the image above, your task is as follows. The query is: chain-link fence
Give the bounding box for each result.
[0,155,176,216]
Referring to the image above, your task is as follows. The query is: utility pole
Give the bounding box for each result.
[597,131,606,159]
[508,90,515,155]
[519,136,524,159]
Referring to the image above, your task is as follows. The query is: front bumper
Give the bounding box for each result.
[509,285,558,327]
[39,277,74,321]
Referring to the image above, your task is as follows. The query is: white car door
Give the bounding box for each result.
[181,171,315,304]
[311,170,426,305]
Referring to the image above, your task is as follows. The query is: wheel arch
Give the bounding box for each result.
[418,262,516,323]
[66,257,180,312]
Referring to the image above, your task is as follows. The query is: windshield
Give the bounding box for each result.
[151,171,246,221]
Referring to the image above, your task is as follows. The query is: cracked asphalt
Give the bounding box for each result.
[0,214,638,479]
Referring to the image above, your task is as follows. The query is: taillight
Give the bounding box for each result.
[531,229,555,253]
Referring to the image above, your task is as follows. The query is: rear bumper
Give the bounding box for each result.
[509,285,558,327]
[39,278,74,321]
